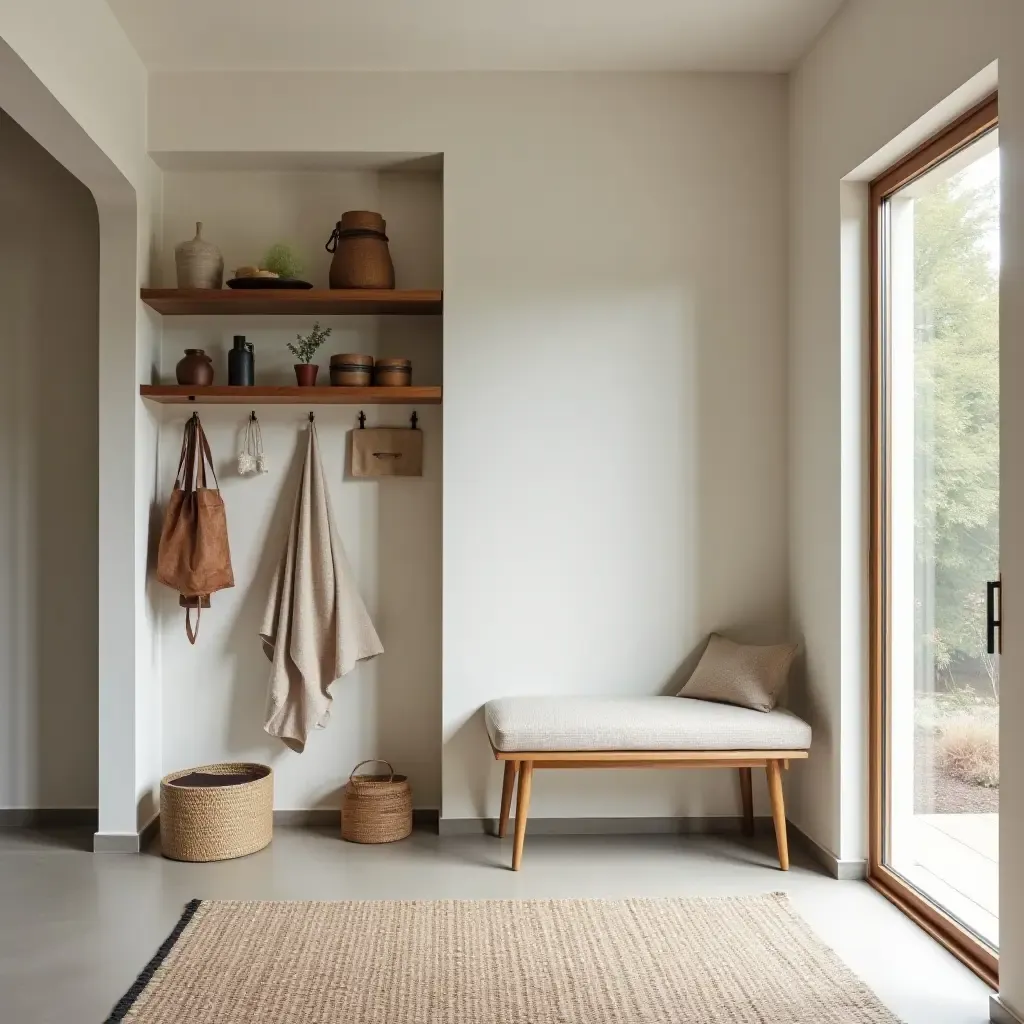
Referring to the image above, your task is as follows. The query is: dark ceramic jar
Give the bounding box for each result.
[176,349,214,386]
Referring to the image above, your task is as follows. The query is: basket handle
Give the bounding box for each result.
[349,759,395,784]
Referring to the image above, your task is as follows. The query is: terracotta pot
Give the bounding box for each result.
[176,349,214,386]
[294,364,319,387]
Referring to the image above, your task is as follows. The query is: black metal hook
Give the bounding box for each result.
[358,411,366,429]
[410,411,418,430]
[309,411,315,423]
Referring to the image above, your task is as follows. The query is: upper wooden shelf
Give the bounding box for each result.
[141,385,442,405]
[140,288,443,316]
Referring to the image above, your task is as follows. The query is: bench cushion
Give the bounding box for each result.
[484,696,812,752]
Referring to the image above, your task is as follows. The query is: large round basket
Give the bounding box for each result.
[160,762,273,862]
[341,760,412,844]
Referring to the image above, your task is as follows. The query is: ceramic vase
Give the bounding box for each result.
[175,221,224,289]
[176,349,214,386]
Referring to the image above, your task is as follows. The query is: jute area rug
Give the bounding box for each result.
[106,893,902,1023]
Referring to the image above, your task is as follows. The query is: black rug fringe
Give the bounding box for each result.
[103,899,203,1023]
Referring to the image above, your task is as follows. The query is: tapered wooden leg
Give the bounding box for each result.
[739,767,754,837]
[498,760,518,838]
[766,759,789,871]
[511,761,533,871]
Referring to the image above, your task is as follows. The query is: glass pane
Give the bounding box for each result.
[885,132,1000,949]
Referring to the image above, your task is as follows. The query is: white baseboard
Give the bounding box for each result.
[991,995,1024,1024]
[93,813,160,854]
[781,822,867,880]
[93,831,144,853]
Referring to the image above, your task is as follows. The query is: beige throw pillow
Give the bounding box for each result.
[678,634,798,713]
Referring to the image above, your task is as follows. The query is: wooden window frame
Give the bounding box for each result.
[869,93,999,989]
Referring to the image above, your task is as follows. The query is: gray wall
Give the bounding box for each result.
[0,111,99,810]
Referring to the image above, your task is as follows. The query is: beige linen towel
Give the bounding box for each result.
[259,425,383,751]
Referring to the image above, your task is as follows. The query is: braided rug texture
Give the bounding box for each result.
[111,893,903,1023]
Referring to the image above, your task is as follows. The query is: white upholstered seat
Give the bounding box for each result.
[484,696,812,752]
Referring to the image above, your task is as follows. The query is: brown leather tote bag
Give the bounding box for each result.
[157,413,234,643]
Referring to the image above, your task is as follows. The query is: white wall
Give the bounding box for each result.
[149,72,791,821]
[0,112,100,812]
[0,1,164,838]
[789,0,1024,1012]
[155,167,443,809]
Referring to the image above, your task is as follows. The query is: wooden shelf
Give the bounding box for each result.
[140,288,443,316]
[140,385,442,405]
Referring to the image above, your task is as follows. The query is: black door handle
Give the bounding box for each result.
[987,579,1001,655]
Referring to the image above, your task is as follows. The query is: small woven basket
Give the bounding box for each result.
[341,759,412,844]
[160,762,273,862]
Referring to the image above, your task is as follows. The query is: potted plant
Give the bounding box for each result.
[262,242,304,281]
[288,321,331,386]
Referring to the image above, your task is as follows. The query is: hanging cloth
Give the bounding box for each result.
[259,422,383,751]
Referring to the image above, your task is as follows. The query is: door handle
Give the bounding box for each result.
[987,579,1002,655]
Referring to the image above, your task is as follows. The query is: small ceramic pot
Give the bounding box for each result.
[176,349,214,386]
[294,364,319,387]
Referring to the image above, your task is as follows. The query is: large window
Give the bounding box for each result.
[870,95,999,986]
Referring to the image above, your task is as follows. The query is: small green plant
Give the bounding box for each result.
[287,321,332,364]
[263,242,304,280]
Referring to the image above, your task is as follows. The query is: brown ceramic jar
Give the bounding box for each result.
[176,349,214,386]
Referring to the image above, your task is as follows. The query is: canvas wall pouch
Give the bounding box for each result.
[157,413,235,643]
[351,426,423,478]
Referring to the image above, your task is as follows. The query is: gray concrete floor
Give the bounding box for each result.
[0,825,994,1023]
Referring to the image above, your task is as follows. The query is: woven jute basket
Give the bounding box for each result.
[341,759,412,844]
[160,762,273,862]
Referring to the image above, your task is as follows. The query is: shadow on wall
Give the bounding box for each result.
[0,111,100,813]
[368,411,443,808]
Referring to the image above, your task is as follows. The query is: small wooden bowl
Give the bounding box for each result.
[330,353,374,386]
[374,358,412,387]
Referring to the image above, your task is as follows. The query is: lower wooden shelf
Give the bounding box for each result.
[141,385,442,405]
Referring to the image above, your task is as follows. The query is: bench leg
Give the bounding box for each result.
[766,759,789,871]
[739,767,754,837]
[498,760,518,839]
[511,761,533,871]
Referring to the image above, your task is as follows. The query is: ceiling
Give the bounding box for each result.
[106,0,844,73]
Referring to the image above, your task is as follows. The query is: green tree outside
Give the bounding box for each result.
[913,160,1000,698]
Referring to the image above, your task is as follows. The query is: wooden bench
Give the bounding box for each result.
[484,696,811,871]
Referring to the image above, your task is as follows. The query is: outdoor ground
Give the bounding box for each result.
[903,691,999,947]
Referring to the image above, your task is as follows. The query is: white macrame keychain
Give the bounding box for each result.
[238,412,267,475]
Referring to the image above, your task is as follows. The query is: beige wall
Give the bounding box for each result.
[156,166,443,809]
[789,0,1024,1013]
[0,0,164,839]
[148,72,791,821]
[0,111,100,810]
